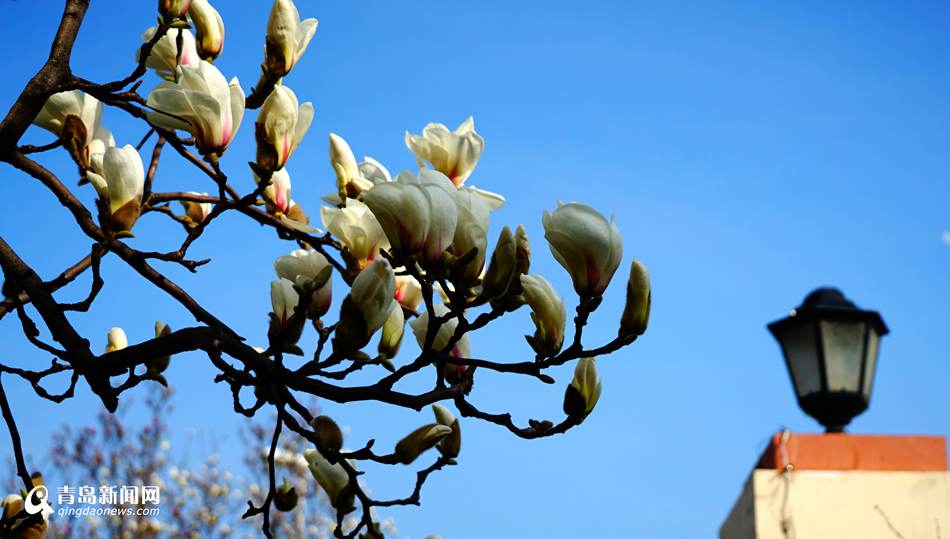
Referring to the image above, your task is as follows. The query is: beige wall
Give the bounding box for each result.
[721,470,950,539]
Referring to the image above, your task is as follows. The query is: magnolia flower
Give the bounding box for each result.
[139,27,199,80]
[409,303,470,358]
[264,0,318,78]
[395,275,423,311]
[405,116,484,187]
[105,327,128,354]
[360,156,391,183]
[270,278,299,326]
[363,169,459,265]
[563,357,602,418]
[146,60,244,157]
[378,301,405,360]
[274,249,333,318]
[542,202,623,297]
[87,145,145,236]
[179,192,211,226]
[188,0,224,61]
[432,403,461,459]
[333,259,396,353]
[256,85,314,172]
[159,0,191,19]
[320,199,388,268]
[450,187,495,285]
[33,90,111,170]
[394,424,452,465]
[520,274,567,356]
[619,260,651,339]
[303,449,353,512]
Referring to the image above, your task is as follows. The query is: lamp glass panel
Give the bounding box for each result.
[820,319,867,392]
[781,322,821,398]
[861,330,880,399]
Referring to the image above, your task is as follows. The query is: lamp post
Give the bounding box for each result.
[767,287,889,432]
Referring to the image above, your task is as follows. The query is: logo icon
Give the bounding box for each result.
[24,485,53,519]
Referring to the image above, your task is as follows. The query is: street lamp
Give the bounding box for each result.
[768,287,889,432]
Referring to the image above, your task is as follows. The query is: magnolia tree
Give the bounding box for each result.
[0,0,652,538]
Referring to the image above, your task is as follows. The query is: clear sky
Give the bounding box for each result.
[1,1,949,537]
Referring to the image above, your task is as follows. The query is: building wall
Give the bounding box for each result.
[721,470,950,539]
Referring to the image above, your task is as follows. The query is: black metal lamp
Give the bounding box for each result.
[768,288,889,432]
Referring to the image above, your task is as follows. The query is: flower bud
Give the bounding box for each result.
[405,117,484,187]
[264,0,318,79]
[394,424,452,465]
[273,479,298,512]
[179,192,211,227]
[303,449,353,512]
[450,187,495,287]
[542,202,622,297]
[394,275,423,311]
[310,415,343,454]
[158,0,191,20]
[147,321,173,382]
[362,169,458,266]
[329,133,373,200]
[479,226,516,300]
[378,301,405,360]
[520,274,566,356]
[431,404,461,459]
[139,27,199,81]
[333,260,396,353]
[274,249,333,319]
[619,260,650,339]
[146,61,244,158]
[188,0,224,61]
[105,327,128,354]
[255,85,314,173]
[563,357,602,419]
[255,168,293,215]
[269,278,304,349]
[320,199,389,269]
[86,145,145,237]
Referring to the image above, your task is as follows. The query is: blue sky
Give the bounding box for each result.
[1,0,949,537]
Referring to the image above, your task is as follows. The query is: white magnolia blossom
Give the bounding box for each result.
[320,199,389,268]
[105,327,128,354]
[542,202,623,297]
[146,60,245,156]
[256,85,314,171]
[139,27,200,80]
[188,0,225,61]
[394,275,423,311]
[255,167,293,214]
[359,156,391,184]
[451,187,501,283]
[348,259,396,338]
[270,278,299,325]
[363,169,459,265]
[409,303,471,358]
[265,0,318,77]
[520,274,567,355]
[274,249,333,317]
[405,116,484,187]
[87,145,145,234]
[33,90,115,149]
